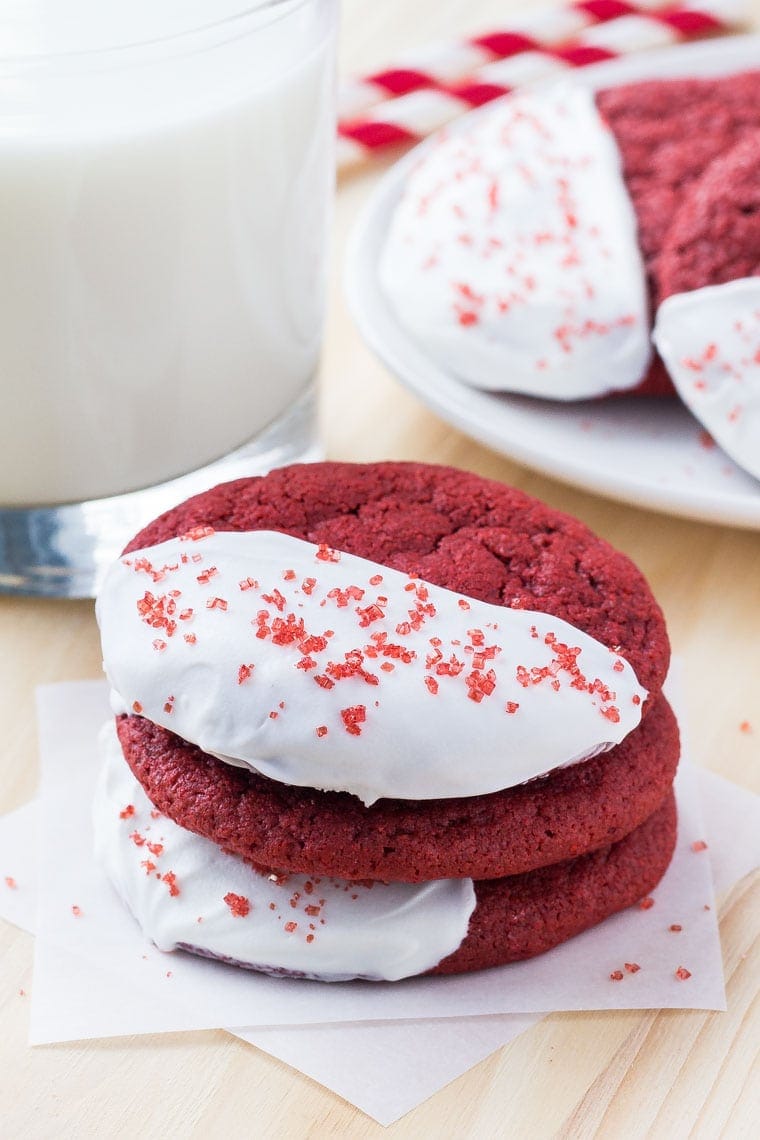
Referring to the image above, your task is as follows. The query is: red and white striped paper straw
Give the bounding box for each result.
[337,0,746,172]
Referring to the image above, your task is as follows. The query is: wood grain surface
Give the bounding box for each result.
[1,2,758,1136]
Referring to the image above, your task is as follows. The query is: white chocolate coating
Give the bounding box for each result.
[94,722,476,982]
[97,530,647,805]
[379,85,651,400]
[654,278,760,482]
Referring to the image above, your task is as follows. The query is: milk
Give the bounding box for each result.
[0,1,336,506]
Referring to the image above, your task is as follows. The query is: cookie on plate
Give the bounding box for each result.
[598,72,760,310]
[656,132,760,301]
[95,462,679,980]
[376,69,760,401]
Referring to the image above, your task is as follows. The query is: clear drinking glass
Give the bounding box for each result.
[0,0,337,597]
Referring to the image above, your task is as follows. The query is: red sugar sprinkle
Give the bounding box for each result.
[132,701,143,715]
[262,588,287,612]
[224,892,251,918]
[119,804,135,820]
[341,705,367,736]
[141,859,156,875]
[163,698,174,715]
[237,663,254,685]
[624,963,640,974]
[369,574,383,585]
[505,702,520,715]
[675,966,692,981]
[669,924,682,932]
[425,676,439,695]
[162,872,180,898]
[357,603,385,627]
[146,842,164,857]
[632,694,641,706]
[284,921,298,933]
[316,544,340,563]
[184,633,197,645]
[300,633,328,654]
[71,905,82,917]
[457,599,470,610]
[196,566,218,585]
[283,569,296,581]
[269,711,278,720]
[152,639,167,652]
[206,596,228,611]
[740,721,752,734]
[639,897,655,910]
[239,577,258,591]
[5,877,17,890]
[691,840,708,853]
[601,706,621,724]
[306,934,315,944]
[609,970,624,981]
[316,725,328,738]
[130,831,146,847]
[612,659,624,673]
[301,577,317,595]
[181,525,215,542]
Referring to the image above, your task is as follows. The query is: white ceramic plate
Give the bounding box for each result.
[347,36,760,529]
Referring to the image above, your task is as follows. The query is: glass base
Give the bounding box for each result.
[0,385,321,599]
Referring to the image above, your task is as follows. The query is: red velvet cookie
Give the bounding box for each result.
[118,693,678,883]
[597,69,760,395]
[124,462,670,697]
[433,790,676,975]
[657,132,760,301]
[175,791,676,978]
[598,71,760,307]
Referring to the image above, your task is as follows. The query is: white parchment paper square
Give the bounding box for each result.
[0,681,758,1124]
[24,680,728,1046]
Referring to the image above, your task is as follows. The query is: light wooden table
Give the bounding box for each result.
[2,2,758,1135]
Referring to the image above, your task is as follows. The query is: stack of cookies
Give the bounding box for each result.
[95,463,679,981]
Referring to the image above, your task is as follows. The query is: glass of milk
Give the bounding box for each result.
[0,0,337,597]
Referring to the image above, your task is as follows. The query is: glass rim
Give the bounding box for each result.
[0,0,317,68]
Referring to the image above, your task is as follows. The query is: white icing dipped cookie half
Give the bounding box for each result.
[97,529,647,806]
[378,84,651,400]
[95,721,476,982]
[654,277,760,483]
